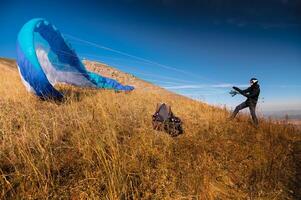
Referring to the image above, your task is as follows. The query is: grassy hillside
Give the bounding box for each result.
[0,58,300,199]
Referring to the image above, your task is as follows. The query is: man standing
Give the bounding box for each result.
[230,78,260,125]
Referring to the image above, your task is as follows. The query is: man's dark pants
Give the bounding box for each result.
[231,101,258,125]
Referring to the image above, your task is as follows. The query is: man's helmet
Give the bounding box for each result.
[250,78,258,84]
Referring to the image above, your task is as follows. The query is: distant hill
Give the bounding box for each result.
[265,111,301,120]
[0,57,16,69]
[0,57,300,199]
[83,60,165,92]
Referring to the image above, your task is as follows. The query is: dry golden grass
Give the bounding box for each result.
[0,58,300,199]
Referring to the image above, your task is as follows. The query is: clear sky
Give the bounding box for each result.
[1,0,301,114]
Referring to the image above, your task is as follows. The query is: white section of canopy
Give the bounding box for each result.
[36,47,95,87]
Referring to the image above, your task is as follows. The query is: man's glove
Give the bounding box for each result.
[229,90,238,97]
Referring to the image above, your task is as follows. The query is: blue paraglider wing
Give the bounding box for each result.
[17,18,134,99]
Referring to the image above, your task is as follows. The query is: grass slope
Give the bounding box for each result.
[0,58,300,199]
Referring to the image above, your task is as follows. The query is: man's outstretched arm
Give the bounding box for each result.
[233,86,251,97]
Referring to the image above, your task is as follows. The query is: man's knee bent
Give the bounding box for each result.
[235,105,243,111]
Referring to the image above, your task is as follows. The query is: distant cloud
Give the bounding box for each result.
[164,83,248,90]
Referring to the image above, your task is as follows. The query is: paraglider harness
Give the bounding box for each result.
[152,103,183,137]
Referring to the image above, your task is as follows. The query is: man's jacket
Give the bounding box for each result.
[233,83,260,104]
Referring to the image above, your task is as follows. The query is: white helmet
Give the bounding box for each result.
[250,78,258,84]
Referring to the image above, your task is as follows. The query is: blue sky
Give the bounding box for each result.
[1,0,301,114]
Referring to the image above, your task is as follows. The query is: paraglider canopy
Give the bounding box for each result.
[17,18,134,100]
